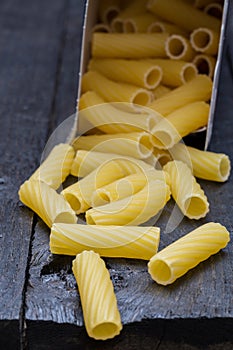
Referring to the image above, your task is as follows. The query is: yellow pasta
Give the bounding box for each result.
[190,27,220,55]
[148,222,230,285]
[147,0,221,31]
[151,101,209,149]
[123,12,161,33]
[61,160,126,214]
[165,35,196,61]
[86,179,171,226]
[204,3,223,19]
[148,21,187,36]
[78,92,161,134]
[30,143,75,190]
[153,147,172,167]
[149,59,197,87]
[152,84,172,99]
[192,54,216,78]
[71,150,155,178]
[88,58,162,89]
[92,173,148,206]
[18,179,77,228]
[72,132,154,160]
[98,0,121,24]
[148,74,212,115]
[92,33,169,58]
[163,160,209,219]
[50,223,160,260]
[111,0,147,32]
[72,251,122,340]
[92,23,112,33]
[170,143,231,182]
[82,70,152,105]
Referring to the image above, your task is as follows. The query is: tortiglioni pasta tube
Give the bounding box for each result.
[72,251,122,340]
[50,223,160,260]
[18,179,77,227]
[148,74,212,115]
[163,160,209,219]
[30,143,75,190]
[148,222,230,285]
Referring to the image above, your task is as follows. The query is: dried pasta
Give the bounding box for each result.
[30,143,75,190]
[86,179,171,226]
[50,223,160,260]
[92,33,169,58]
[82,70,152,105]
[170,143,231,182]
[148,222,230,285]
[123,12,161,33]
[192,54,216,78]
[78,92,161,134]
[190,28,220,55]
[149,59,197,87]
[163,160,209,219]
[148,21,187,36]
[72,250,122,340]
[148,74,212,115]
[18,179,77,228]
[92,173,147,206]
[151,101,209,149]
[61,160,126,214]
[165,35,196,61]
[147,0,221,31]
[71,150,155,178]
[72,132,154,159]
[88,58,162,89]
[98,0,121,24]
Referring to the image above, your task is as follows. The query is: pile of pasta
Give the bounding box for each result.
[18,0,231,342]
[83,0,224,109]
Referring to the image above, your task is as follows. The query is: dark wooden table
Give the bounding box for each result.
[0,1,233,349]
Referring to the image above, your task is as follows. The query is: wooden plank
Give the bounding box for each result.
[0,0,68,347]
[20,0,233,348]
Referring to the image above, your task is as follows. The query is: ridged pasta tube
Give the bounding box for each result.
[98,0,121,24]
[82,70,152,105]
[148,74,212,116]
[151,101,209,149]
[61,161,126,214]
[192,54,216,78]
[190,28,220,55]
[18,179,77,227]
[50,223,160,260]
[164,160,209,219]
[152,85,171,99]
[148,21,187,36]
[72,251,122,340]
[91,33,169,59]
[147,0,221,31]
[71,150,155,177]
[88,58,162,89]
[170,143,231,182]
[72,132,154,159]
[165,35,196,61]
[204,3,223,19]
[78,92,161,134]
[86,179,171,226]
[92,173,148,206]
[30,143,75,190]
[124,12,161,33]
[148,222,230,285]
[149,59,198,87]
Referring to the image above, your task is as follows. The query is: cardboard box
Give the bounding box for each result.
[76,0,229,150]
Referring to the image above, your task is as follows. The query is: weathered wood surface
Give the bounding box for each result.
[1,0,233,348]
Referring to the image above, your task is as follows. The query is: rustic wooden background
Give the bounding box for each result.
[0,0,233,349]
